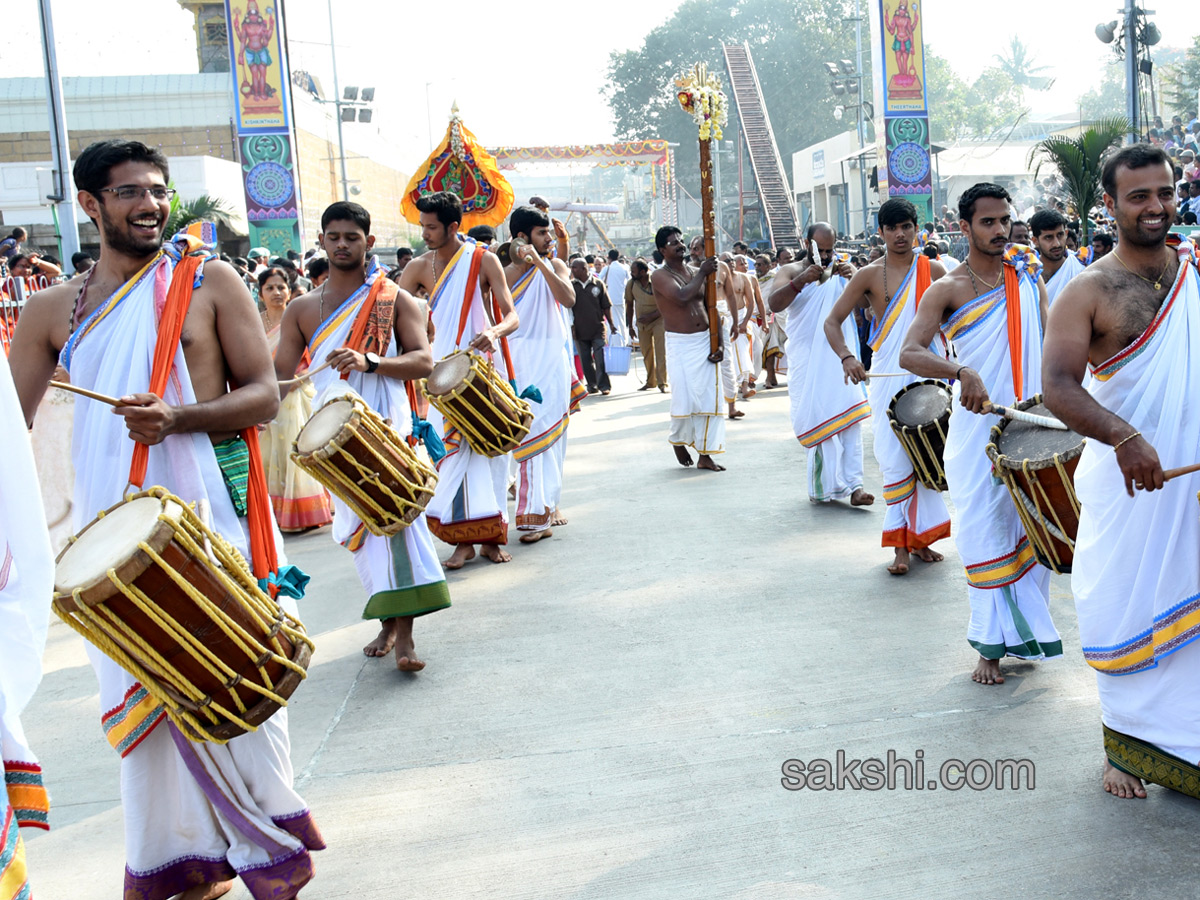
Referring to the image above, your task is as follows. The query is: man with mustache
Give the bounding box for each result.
[900,182,1061,687]
[1043,144,1200,801]
[9,139,322,900]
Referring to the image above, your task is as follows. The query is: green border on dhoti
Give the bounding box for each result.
[363,581,451,620]
[1104,724,1200,800]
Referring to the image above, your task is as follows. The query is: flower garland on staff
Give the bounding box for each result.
[675,64,728,142]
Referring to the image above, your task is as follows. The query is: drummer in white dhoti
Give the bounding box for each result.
[826,199,952,575]
[1044,145,1200,801]
[399,191,520,569]
[772,223,873,506]
[503,206,585,545]
[1029,209,1085,305]
[10,140,323,900]
[901,183,1061,686]
[275,200,450,671]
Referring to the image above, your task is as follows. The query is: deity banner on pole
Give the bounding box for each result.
[223,1,304,255]
[869,0,933,224]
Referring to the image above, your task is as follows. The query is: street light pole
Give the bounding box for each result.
[37,0,80,263]
[1124,0,1139,143]
[326,0,350,201]
[855,0,869,236]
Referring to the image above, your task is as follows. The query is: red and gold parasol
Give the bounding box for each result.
[402,104,514,229]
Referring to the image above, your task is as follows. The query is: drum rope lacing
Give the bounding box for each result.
[52,487,313,743]
[423,351,532,457]
[292,397,438,536]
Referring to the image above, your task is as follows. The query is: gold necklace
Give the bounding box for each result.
[1112,249,1172,291]
[965,263,1002,291]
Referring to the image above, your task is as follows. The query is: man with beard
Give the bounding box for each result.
[274,201,449,669]
[825,199,952,575]
[773,223,871,507]
[399,191,519,569]
[1030,209,1084,305]
[9,139,323,900]
[503,206,582,543]
[651,226,724,471]
[1044,144,1200,801]
[900,183,1061,686]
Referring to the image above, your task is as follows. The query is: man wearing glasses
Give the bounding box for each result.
[9,140,324,900]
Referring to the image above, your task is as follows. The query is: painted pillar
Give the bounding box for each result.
[869,0,933,225]
[224,1,304,255]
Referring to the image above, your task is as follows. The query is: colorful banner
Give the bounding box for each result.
[870,0,933,224]
[489,141,670,170]
[224,0,302,255]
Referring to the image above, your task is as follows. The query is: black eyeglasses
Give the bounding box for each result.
[95,185,176,202]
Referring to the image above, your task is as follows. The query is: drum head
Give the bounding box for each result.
[426,352,473,396]
[996,401,1083,462]
[56,496,182,594]
[891,381,951,426]
[297,399,354,454]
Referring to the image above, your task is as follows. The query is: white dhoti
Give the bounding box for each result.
[59,246,323,898]
[942,249,1060,660]
[1073,245,1200,762]
[785,275,870,502]
[308,257,450,620]
[867,255,952,551]
[1044,253,1085,306]
[508,264,577,533]
[424,239,511,546]
[666,330,724,455]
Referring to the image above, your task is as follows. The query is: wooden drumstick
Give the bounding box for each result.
[1164,462,1200,483]
[983,400,1069,431]
[278,358,333,388]
[49,380,122,407]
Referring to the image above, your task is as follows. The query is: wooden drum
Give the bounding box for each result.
[52,488,313,743]
[986,394,1084,574]
[887,379,952,492]
[423,350,532,457]
[292,394,437,536]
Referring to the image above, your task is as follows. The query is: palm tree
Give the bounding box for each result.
[1027,117,1129,242]
[165,190,237,239]
[993,36,1055,91]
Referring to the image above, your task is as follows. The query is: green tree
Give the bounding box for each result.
[925,51,1024,142]
[605,0,860,196]
[992,36,1053,91]
[165,190,237,239]
[1162,36,1200,118]
[1078,62,1126,121]
[1027,117,1128,241]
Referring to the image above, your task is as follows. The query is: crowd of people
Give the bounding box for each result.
[1,134,1199,900]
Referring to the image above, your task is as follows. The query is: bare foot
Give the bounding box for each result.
[363,618,399,658]
[551,508,568,526]
[480,543,512,563]
[972,656,1005,685]
[742,387,757,399]
[444,544,476,570]
[674,446,694,467]
[1103,760,1148,799]
[177,882,234,900]
[914,547,944,563]
[887,547,910,575]
[390,617,425,672]
[519,528,553,544]
[850,488,875,507]
[697,455,726,472]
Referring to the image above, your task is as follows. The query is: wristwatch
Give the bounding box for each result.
[364,352,381,374]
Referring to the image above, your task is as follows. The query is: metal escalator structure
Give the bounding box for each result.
[722,41,801,250]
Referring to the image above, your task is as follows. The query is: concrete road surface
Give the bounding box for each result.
[24,368,1200,899]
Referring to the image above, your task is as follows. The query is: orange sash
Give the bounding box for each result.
[1003,264,1023,401]
[340,274,398,380]
[127,256,279,591]
[914,254,931,308]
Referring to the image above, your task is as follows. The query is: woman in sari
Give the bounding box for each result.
[258,265,333,531]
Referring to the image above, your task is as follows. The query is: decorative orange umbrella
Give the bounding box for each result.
[402,104,514,229]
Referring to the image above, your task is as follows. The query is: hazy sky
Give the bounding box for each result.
[1,0,1195,170]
